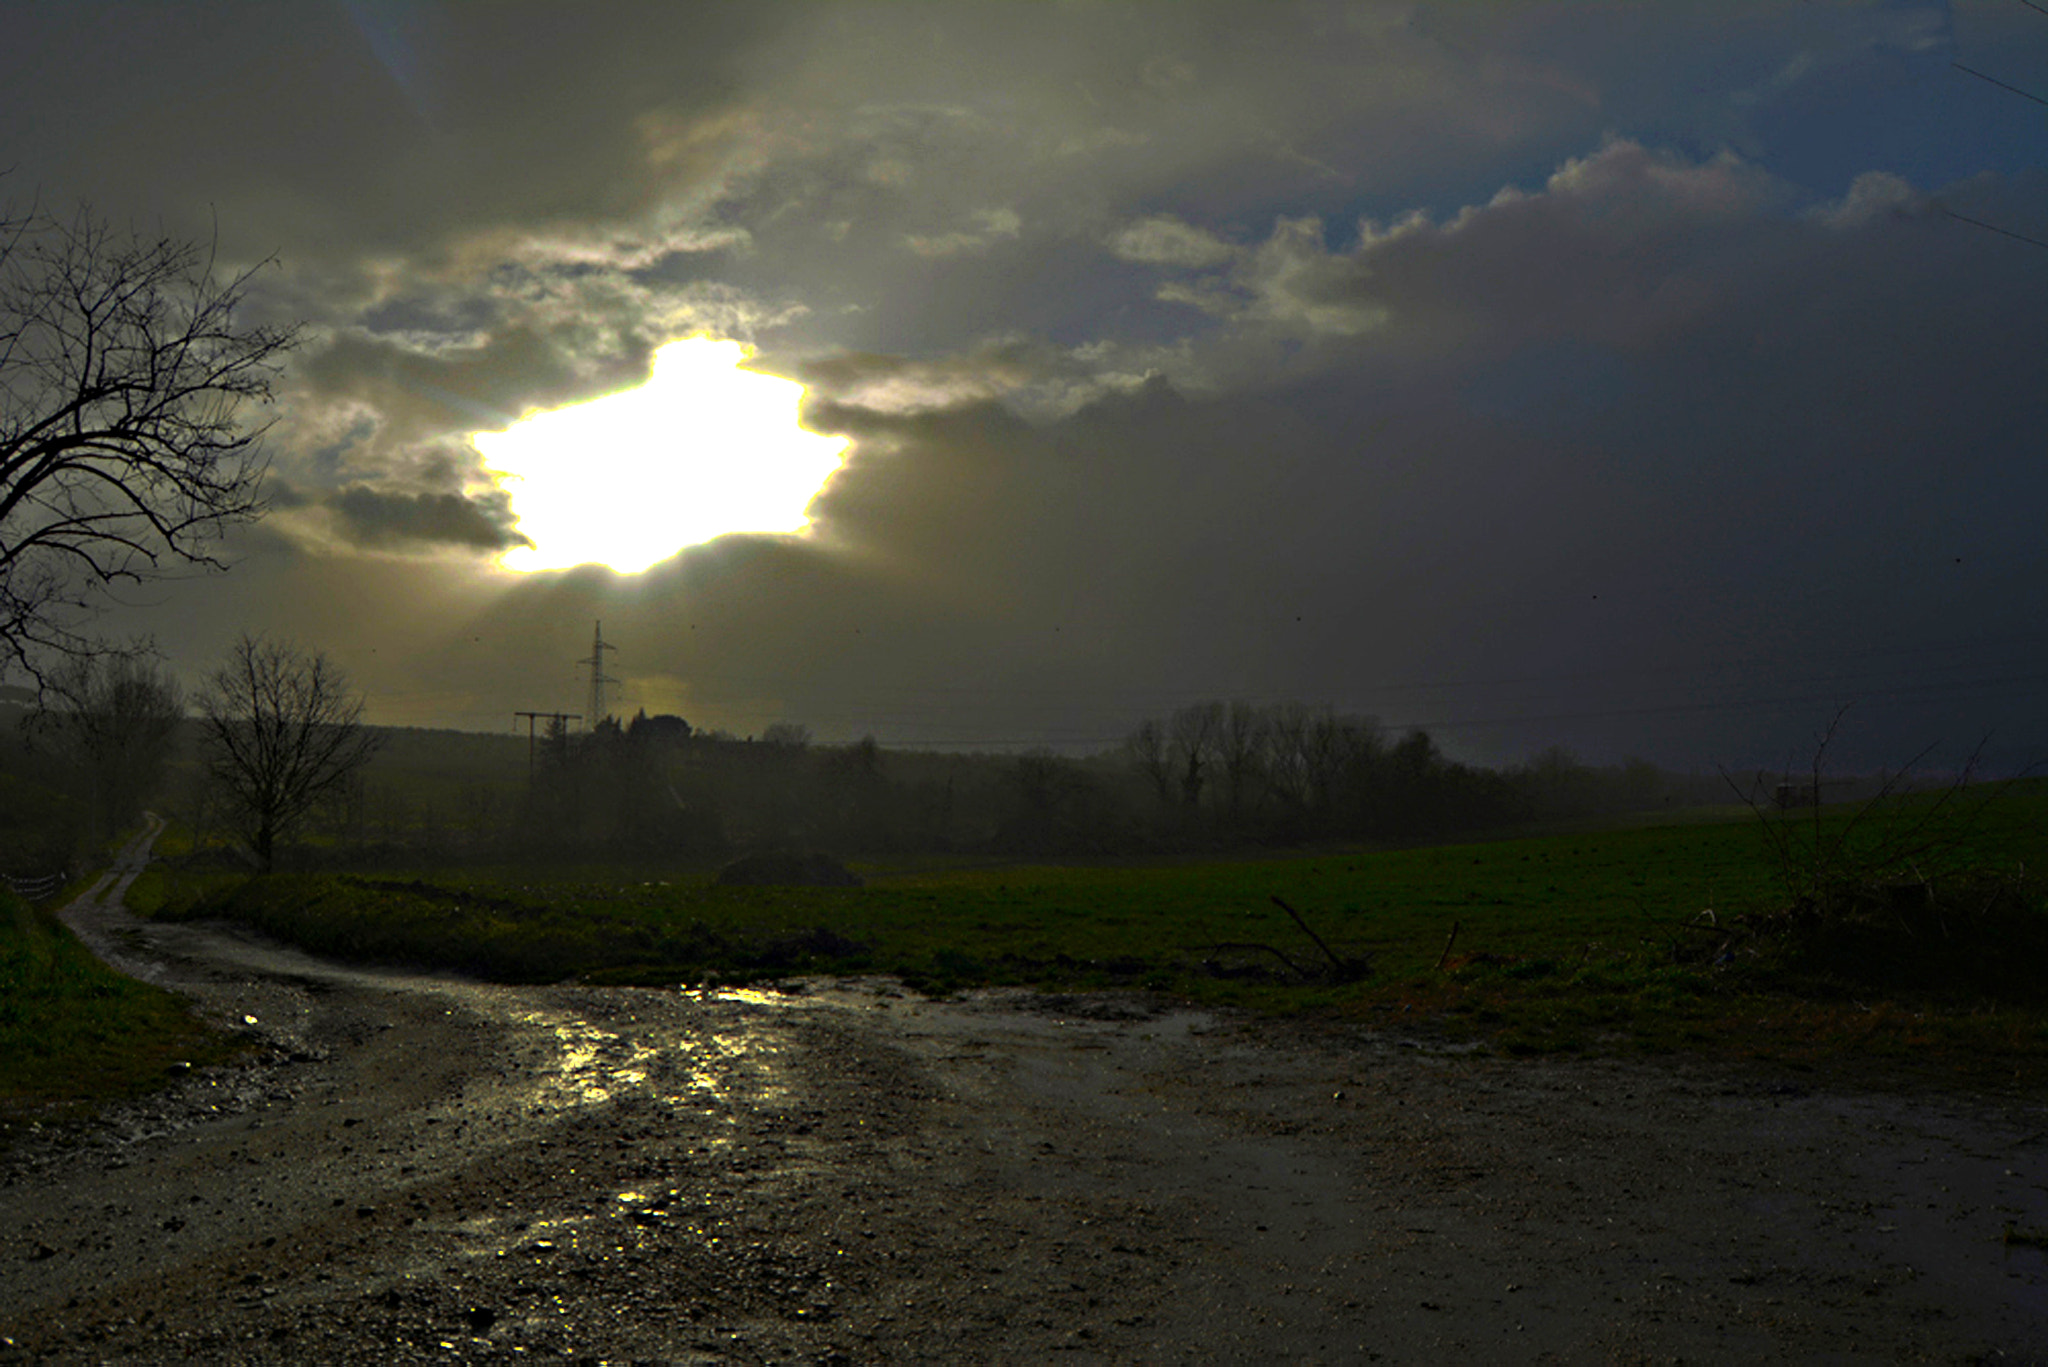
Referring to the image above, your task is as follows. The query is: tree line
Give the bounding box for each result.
[1111,701,1689,850]
[1122,701,1521,845]
[23,665,1715,874]
[319,700,1703,865]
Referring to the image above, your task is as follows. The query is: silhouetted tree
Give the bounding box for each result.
[1218,698,1267,821]
[0,207,293,679]
[542,713,571,766]
[627,709,691,746]
[1316,713,1377,821]
[1169,701,1222,811]
[1263,702,1363,836]
[1377,728,1447,836]
[37,649,183,844]
[761,720,812,750]
[198,634,378,872]
[1123,718,1173,806]
[841,734,881,778]
[999,750,1117,854]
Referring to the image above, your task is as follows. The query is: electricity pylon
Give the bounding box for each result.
[579,620,620,725]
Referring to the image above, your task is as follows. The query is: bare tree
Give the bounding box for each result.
[198,634,378,872]
[1262,702,1316,815]
[1122,717,1173,805]
[0,206,294,679]
[37,647,184,844]
[1168,701,1223,810]
[1218,698,1268,820]
[761,721,813,750]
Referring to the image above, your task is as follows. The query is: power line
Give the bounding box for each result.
[1941,206,2048,252]
[1952,59,2048,108]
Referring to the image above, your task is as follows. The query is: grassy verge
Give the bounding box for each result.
[0,888,240,1130]
[144,781,2048,1081]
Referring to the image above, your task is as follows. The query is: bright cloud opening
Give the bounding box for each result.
[474,337,851,574]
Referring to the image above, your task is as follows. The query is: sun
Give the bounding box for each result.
[472,337,850,574]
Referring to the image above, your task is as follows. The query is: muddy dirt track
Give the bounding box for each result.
[4,823,2048,1363]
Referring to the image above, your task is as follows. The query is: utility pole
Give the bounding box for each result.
[513,711,581,778]
[579,620,619,726]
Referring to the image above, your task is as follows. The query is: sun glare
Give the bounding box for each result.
[473,337,850,574]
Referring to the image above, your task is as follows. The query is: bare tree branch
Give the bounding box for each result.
[0,205,296,682]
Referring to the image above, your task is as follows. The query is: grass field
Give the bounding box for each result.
[0,887,240,1128]
[138,780,2048,1080]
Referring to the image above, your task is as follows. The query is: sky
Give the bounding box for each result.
[3,0,2045,772]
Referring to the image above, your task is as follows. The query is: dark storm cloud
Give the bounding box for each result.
[328,486,530,553]
[759,144,2048,764]
[0,1,774,263]
[12,2,2046,767]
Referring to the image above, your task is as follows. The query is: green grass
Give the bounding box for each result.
[143,780,2048,1081]
[0,888,239,1130]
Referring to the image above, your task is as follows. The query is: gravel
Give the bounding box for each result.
[4,828,2045,1362]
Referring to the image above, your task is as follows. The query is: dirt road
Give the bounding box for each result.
[4,824,2046,1362]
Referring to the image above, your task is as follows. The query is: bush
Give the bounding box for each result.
[1726,720,2048,1000]
[1750,868,2048,998]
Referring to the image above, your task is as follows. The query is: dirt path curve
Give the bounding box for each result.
[4,830,2047,1362]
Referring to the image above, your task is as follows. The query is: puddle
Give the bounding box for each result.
[501,1004,800,1117]
[511,1012,661,1108]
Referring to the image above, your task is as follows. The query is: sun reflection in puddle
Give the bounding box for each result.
[512,1011,663,1109]
[509,1004,796,1114]
[661,1028,792,1108]
[697,986,789,1007]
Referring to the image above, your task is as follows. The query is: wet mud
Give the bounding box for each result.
[4,825,2046,1362]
